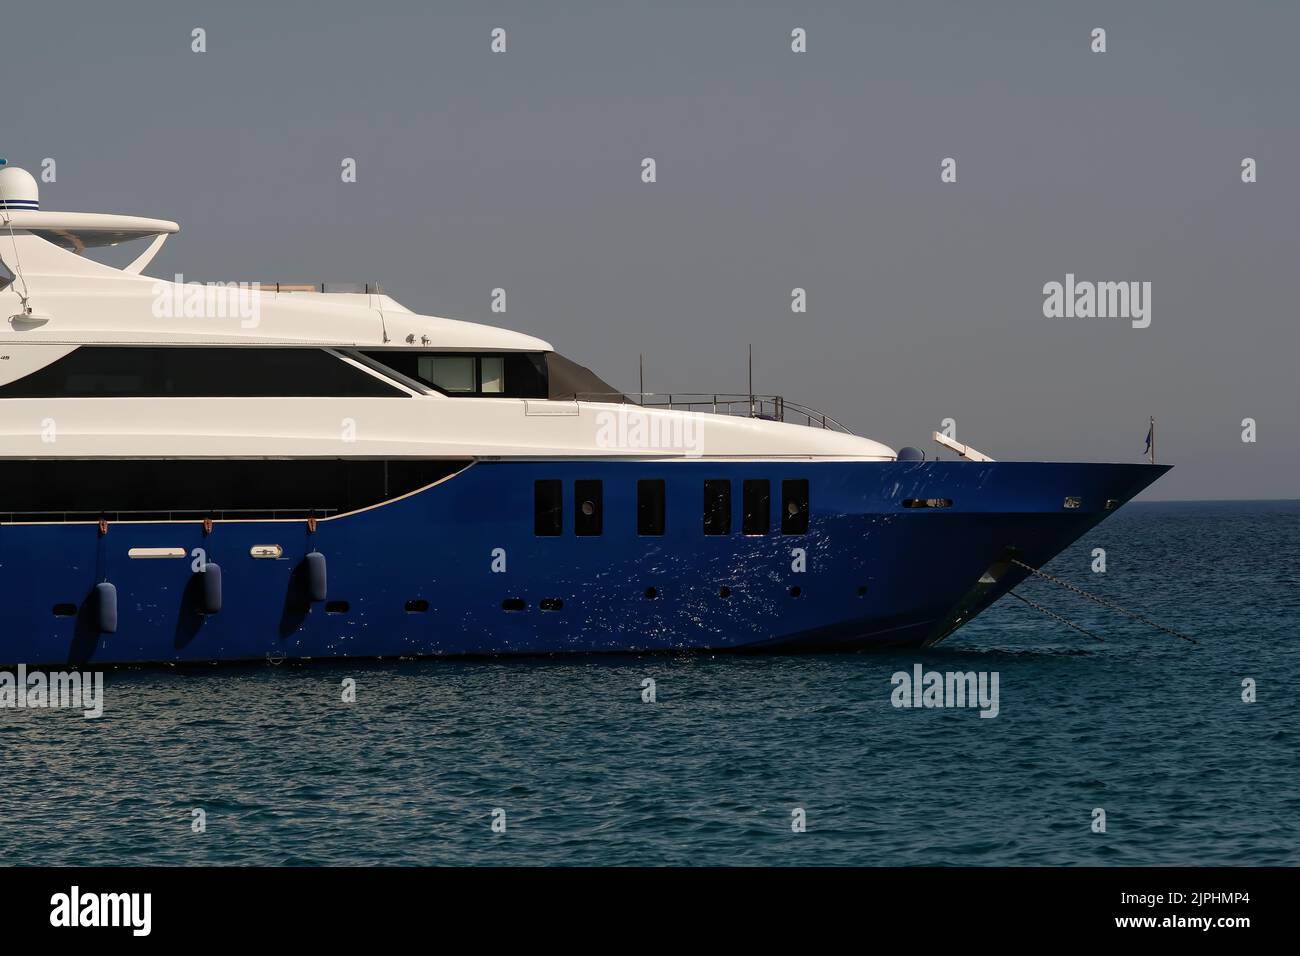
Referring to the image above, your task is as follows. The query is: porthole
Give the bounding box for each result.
[501,598,527,611]
[404,599,429,613]
[325,601,350,614]
[52,603,77,617]
[644,587,659,600]
[789,585,802,598]
[719,586,732,598]
[540,598,564,611]
[575,479,603,536]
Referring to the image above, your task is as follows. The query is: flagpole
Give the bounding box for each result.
[1149,416,1156,465]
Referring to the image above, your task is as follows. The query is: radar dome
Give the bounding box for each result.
[0,165,40,211]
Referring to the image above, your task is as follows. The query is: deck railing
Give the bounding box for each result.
[563,392,853,434]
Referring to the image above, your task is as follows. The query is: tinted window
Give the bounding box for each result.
[0,458,467,522]
[534,480,563,536]
[362,351,548,398]
[574,480,603,536]
[781,479,810,534]
[703,479,731,535]
[637,479,666,536]
[0,348,406,398]
[742,479,770,535]
[419,355,475,393]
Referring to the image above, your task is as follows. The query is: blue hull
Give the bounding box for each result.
[0,460,1168,665]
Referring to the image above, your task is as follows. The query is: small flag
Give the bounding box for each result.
[1144,423,1152,454]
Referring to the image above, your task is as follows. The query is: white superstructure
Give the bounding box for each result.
[0,165,895,462]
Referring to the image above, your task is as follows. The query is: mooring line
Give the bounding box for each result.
[1011,558,1198,645]
[1006,590,1106,643]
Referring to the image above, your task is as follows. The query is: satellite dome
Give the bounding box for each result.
[0,164,40,211]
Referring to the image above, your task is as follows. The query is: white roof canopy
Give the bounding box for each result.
[0,210,178,253]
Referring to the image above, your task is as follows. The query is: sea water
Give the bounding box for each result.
[3,500,1296,865]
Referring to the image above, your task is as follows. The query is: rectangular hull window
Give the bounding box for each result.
[703,479,731,535]
[534,480,563,536]
[781,479,810,534]
[574,480,603,536]
[637,479,666,536]
[742,479,770,536]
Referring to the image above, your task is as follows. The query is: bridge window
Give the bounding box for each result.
[362,351,548,398]
[703,479,731,535]
[420,355,476,393]
[534,480,563,536]
[742,479,770,535]
[480,356,505,393]
[575,480,603,536]
[637,479,665,535]
[781,479,809,534]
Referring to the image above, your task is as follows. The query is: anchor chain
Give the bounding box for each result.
[1006,590,1106,643]
[1011,558,1197,645]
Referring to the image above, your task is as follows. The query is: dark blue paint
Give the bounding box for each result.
[0,459,1168,665]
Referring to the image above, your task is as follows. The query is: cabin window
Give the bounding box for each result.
[534,480,563,536]
[703,479,731,535]
[742,479,770,535]
[781,479,809,534]
[574,480,603,536]
[637,479,666,536]
[0,458,467,523]
[0,347,407,398]
[419,355,476,393]
[480,356,505,393]
[361,351,548,398]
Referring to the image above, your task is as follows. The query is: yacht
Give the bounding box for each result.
[0,162,1169,666]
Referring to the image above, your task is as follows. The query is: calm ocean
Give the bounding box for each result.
[4,500,1297,866]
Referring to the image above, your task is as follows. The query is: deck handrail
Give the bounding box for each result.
[561,391,854,434]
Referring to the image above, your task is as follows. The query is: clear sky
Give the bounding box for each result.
[5,0,1296,498]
